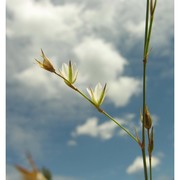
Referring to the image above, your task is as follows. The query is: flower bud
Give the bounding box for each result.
[35,49,55,73]
[140,105,152,129]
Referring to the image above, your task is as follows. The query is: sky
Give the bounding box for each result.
[5,0,174,180]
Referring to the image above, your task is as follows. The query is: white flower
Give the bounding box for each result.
[59,61,78,84]
[87,83,107,107]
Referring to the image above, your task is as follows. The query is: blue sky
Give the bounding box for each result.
[6,0,174,179]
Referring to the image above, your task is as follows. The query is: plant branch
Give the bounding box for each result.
[54,71,138,143]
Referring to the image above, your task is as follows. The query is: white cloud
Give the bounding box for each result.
[71,114,139,141]
[126,156,160,174]
[108,77,142,107]
[74,37,128,83]
[73,37,142,107]
[13,37,141,107]
[72,117,118,140]
[15,66,60,98]
[125,20,145,37]
[13,65,86,108]
[7,0,83,43]
[67,140,77,146]
[6,0,172,108]
[7,0,173,52]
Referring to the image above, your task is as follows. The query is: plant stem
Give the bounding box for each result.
[144,0,150,55]
[149,155,152,180]
[142,61,148,180]
[148,129,152,180]
[75,87,138,143]
[141,1,150,179]
[54,71,138,143]
[54,71,95,106]
[100,109,138,143]
[77,87,139,143]
[141,0,157,178]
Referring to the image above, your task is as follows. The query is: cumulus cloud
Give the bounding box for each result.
[126,156,160,174]
[71,114,139,141]
[108,76,142,107]
[73,37,127,83]
[10,37,142,108]
[70,112,159,142]
[72,117,117,140]
[7,0,83,43]
[7,0,173,51]
[15,66,59,98]
[6,0,172,108]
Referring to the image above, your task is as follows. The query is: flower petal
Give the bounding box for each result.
[94,83,103,102]
[61,63,69,79]
[98,83,107,105]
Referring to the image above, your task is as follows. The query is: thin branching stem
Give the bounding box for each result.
[100,110,138,143]
[147,129,153,180]
[144,0,150,55]
[142,61,148,180]
[54,71,138,143]
[142,0,157,178]
[142,0,157,179]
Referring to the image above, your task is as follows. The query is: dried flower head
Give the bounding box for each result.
[140,105,152,129]
[35,49,55,73]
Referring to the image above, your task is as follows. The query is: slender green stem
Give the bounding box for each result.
[54,71,94,106]
[142,62,148,180]
[141,0,156,179]
[73,87,139,143]
[75,90,138,143]
[100,110,138,143]
[145,15,154,57]
[54,71,138,143]
[142,148,148,180]
[149,155,152,180]
[144,0,150,55]
[75,88,138,143]
[148,129,152,180]
[142,1,157,178]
